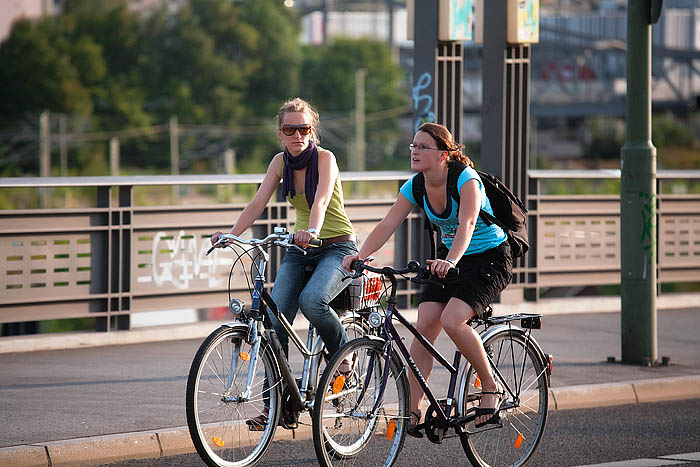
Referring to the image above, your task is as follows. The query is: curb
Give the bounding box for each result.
[1,293,697,355]
[3,375,700,466]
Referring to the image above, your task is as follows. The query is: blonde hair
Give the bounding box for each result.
[417,122,473,167]
[276,97,320,143]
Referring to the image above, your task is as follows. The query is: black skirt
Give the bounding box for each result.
[417,240,513,317]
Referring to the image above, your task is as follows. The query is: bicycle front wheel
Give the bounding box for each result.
[186,325,281,467]
[459,330,549,467]
[312,337,409,467]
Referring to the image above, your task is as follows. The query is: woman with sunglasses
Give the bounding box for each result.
[342,122,512,434]
[211,97,358,425]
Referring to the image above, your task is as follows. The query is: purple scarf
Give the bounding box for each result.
[281,141,319,209]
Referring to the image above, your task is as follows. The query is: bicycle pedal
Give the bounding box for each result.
[247,423,266,432]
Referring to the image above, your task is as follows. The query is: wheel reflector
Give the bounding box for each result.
[515,432,524,449]
[212,436,224,447]
[239,352,250,361]
[387,419,396,440]
[332,375,345,394]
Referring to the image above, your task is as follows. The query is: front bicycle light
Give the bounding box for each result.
[368,310,383,328]
[229,298,245,316]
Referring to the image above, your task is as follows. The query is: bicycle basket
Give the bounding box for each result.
[348,271,383,309]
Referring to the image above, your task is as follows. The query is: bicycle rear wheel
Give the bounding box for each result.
[312,337,409,467]
[186,325,281,467]
[459,330,548,467]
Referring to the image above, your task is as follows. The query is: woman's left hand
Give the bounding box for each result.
[294,229,317,248]
[426,258,454,278]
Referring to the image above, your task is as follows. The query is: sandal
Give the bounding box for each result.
[406,410,424,438]
[246,408,269,431]
[474,389,504,428]
[337,356,354,375]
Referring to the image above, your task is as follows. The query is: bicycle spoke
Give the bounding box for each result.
[460,330,548,467]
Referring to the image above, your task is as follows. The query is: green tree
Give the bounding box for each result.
[300,38,409,170]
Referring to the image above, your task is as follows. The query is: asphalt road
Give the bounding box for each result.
[100,399,700,467]
[1,309,700,448]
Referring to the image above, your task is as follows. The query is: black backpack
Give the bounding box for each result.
[411,162,529,258]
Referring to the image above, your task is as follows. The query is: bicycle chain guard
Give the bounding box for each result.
[424,399,450,444]
[280,378,303,430]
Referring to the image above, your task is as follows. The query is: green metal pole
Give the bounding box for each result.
[620,0,657,365]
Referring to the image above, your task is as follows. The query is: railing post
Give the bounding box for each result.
[482,1,533,298]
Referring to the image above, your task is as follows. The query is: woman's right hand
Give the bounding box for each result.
[342,254,362,272]
[210,231,223,246]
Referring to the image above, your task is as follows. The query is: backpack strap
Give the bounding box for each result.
[410,172,440,259]
[411,172,426,211]
[446,161,466,204]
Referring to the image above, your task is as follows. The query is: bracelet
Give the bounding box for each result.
[445,258,457,266]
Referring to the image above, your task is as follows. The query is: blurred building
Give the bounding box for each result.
[0,0,60,41]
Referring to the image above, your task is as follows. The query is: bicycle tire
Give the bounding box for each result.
[458,329,549,467]
[186,325,281,467]
[312,337,409,467]
[306,314,370,400]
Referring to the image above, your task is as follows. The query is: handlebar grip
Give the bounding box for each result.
[206,245,216,255]
[308,238,322,248]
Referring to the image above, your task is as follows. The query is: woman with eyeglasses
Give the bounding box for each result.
[342,122,512,435]
[211,97,358,426]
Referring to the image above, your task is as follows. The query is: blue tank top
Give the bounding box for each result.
[399,166,507,255]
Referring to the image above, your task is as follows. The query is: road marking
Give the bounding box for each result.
[660,453,700,461]
[575,457,689,466]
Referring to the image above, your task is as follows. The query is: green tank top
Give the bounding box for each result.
[282,151,354,238]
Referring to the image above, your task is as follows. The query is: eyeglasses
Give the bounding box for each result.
[281,125,313,136]
[409,143,441,152]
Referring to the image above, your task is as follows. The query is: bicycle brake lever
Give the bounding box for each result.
[282,242,308,255]
[206,238,228,256]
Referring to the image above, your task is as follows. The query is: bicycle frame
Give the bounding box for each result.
[362,267,548,431]
[232,241,341,412]
[365,273,462,427]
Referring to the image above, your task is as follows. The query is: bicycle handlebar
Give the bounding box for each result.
[206,231,321,255]
[350,259,459,281]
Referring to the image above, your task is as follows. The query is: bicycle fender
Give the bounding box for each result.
[479,325,551,383]
[220,321,251,332]
[218,322,284,383]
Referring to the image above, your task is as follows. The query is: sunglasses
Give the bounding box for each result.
[280,125,313,136]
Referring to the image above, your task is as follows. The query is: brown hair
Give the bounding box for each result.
[417,122,473,167]
[277,97,321,143]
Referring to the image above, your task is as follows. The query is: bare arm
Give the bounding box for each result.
[342,193,414,270]
[210,154,282,245]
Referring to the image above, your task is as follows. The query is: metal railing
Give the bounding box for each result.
[1,170,698,332]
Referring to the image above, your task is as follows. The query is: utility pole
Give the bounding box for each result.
[620,0,659,365]
[39,112,51,178]
[224,148,236,174]
[59,114,68,176]
[353,68,367,172]
[39,111,51,207]
[170,116,179,202]
[110,137,120,176]
[221,148,236,201]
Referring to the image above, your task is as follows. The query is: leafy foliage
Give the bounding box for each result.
[0,0,407,175]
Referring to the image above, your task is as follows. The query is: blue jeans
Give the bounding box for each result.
[269,240,358,358]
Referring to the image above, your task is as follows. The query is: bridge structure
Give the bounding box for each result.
[291,1,700,118]
[1,170,698,334]
[462,9,700,119]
